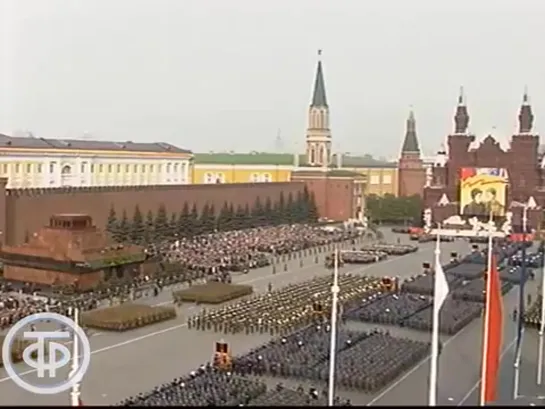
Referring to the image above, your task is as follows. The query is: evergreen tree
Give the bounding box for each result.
[199,203,211,234]
[106,205,117,234]
[264,197,273,225]
[301,186,312,221]
[209,204,217,231]
[144,210,155,243]
[252,197,265,227]
[293,191,305,223]
[308,191,319,222]
[217,201,230,231]
[233,205,245,230]
[155,204,168,240]
[178,202,191,237]
[190,203,200,236]
[277,192,287,224]
[286,192,295,224]
[169,212,178,238]
[116,209,130,242]
[227,203,235,230]
[243,203,251,229]
[129,205,144,244]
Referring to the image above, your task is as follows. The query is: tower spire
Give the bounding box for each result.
[458,86,465,105]
[401,108,420,154]
[518,86,534,134]
[305,50,331,167]
[311,50,328,107]
[454,86,470,134]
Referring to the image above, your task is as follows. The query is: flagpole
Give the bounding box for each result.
[479,216,494,406]
[513,206,528,400]
[70,307,81,407]
[327,247,340,406]
[538,244,545,385]
[428,225,441,406]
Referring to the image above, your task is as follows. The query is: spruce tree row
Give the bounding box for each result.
[106,188,319,244]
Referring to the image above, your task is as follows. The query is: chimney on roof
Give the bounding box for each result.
[336,152,343,168]
[294,152,300,168]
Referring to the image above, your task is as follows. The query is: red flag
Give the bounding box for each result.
[480,255,504,404]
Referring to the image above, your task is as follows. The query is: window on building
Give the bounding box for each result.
[262,173,272,182]
[150,164,154,172]
[26,164,31,173]
[125,164,129,172]
[382,174,392,184]
[141,164,146,172]
[250,173,260,183]
[108,164,113,173]
[2,164,8,174]
[167,163,171,173]
[205,172,214,184]
[174,163,178,172]
[370,175,380,185]
[117,164,121,173]
[99,164,103,173]
[91,164,95,173]
[216,173,225,183]
[310,147,316,164]
[133,164,137,172]
[81,163,86,173]
[49,162,55,173]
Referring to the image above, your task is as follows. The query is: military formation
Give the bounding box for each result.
[116,364,349,407]
[232,325,429,393]
[81,303,177,331]
[187,275,383,335]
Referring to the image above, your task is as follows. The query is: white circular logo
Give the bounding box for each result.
[2,312,91,395]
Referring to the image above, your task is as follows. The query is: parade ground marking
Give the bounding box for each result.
[2,312,91,395]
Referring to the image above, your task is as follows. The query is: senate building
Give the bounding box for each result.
[0,135,193,189]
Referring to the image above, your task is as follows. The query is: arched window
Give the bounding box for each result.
[319,145,325,165]
[310,146,316,164]
[61,165,73,186]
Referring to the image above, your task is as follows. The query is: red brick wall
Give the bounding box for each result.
[294,177,354,221]
[2,182,306,245]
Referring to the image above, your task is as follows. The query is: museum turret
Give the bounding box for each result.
[511,87,539,197]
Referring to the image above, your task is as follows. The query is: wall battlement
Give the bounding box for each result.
[5,182,298,197]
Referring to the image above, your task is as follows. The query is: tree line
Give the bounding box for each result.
[366,194,423,225]
[106,187,319,244]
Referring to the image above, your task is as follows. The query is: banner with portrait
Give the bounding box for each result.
[459,168,508,217]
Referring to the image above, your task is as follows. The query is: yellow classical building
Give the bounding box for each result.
[193,152,398,196]
[0,133,193,188]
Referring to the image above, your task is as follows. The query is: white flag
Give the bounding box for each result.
[433,258,449,313]
[428,237,451,406]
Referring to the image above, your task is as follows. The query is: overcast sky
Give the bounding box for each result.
[1,0,544,159]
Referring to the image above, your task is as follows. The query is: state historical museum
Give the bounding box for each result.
[424,89,543,230]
